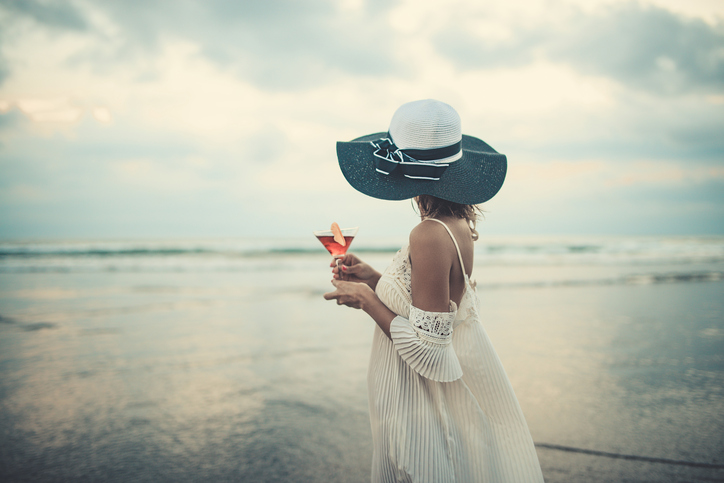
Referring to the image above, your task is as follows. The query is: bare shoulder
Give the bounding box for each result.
[408,220,454,311]
[409,221,455,264]
[409,220,450,249]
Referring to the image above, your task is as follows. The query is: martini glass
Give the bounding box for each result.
[314,227,359,267]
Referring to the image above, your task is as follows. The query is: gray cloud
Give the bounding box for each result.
[0,0,87,30]
[0,14,11,86]
[0,52,8,86]
[551,4,724,94]
[0,110,22,132]
[667,119,724,159]
[435,29,540,70]
[244,125,289,164]
[436,3,724,94]
[5,0,403,90]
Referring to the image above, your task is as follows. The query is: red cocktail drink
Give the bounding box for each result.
[315,235,355,257]
[313,226,359,262]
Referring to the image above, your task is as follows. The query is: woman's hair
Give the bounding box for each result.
[414,195,484,241]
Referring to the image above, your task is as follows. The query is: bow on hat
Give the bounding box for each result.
[370,135,461,181]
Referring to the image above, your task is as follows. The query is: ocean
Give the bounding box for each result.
[1,235,723,482]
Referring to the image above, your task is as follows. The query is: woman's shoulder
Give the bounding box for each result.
[409,218,474,260]
[408,219,465,267]
[409,219,452,249]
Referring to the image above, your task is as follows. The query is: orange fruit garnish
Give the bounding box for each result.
[331,222,346,246]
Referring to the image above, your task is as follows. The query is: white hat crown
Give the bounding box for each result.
[388,99,463,164]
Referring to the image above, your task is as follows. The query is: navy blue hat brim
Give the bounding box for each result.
[336,132,507,205]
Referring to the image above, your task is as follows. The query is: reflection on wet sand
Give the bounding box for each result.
[0,243,723,482]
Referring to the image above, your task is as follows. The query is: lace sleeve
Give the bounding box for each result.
[389,303,463,382]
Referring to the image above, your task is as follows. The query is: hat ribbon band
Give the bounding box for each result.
[401,139,462,161]
[370,137,457,181]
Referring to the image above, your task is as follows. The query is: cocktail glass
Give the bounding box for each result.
[313,227,359,266]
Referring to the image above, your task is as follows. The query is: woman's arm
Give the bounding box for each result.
[325,222,463,382]
[323,279,396,338]
[324,223,455,337]
[409,222,454,312]
[331,253,383,290]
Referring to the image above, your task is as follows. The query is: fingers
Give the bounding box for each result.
[332,263,349,272]
[323,279,345,298]
[331,266,350,281]
[324,285,361,309]
[337,253,358,266]
[329,255,345,268]
[324,289,346,306]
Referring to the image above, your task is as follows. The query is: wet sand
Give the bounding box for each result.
[0,250,722,482]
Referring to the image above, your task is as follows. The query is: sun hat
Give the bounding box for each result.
[336,99,507,205]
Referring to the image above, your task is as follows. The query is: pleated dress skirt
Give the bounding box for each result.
[369,243,544,483]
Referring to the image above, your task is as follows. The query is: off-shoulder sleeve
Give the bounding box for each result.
[389,303,463,382]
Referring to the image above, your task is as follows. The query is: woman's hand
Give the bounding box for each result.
[324,276,397,339]
[323,279,375,310]
[331,253,382,289]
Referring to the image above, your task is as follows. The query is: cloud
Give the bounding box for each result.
[91,107,111,123]
[0,98,116,126]
[435,3,724,94]
[0,108,22,132]
[551,4,724,94]
[0,0,722,238]
[3,0,403,91]
[0,54,8,86]
[16,97,83,122]
[606,163,724,187]
[0,0,87,30]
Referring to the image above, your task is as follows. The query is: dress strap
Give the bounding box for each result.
[422,218,468,277]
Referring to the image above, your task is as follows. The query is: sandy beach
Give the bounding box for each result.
[0,237,722,482]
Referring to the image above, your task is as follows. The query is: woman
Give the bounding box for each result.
[324,100,544,482]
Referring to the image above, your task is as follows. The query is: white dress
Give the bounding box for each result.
[369,218,544,483]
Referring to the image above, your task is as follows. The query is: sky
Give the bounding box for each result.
[0,0,722,240]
